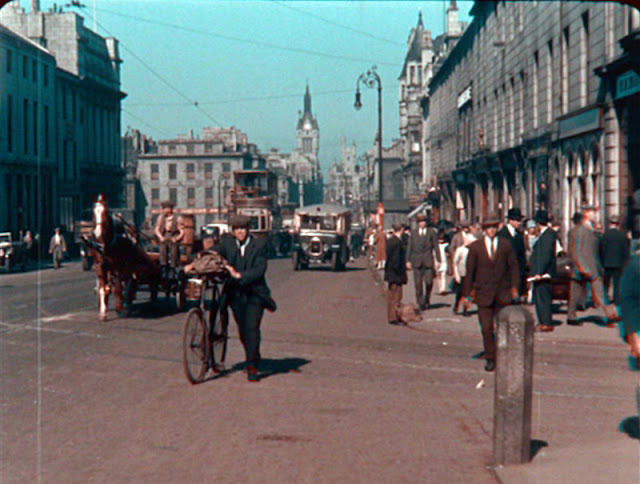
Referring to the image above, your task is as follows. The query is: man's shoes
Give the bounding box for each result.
[484,360,496,372]
[246,365,260,382]
[536,324,554,332]
[388,320,400,325]
[567,319,582,326]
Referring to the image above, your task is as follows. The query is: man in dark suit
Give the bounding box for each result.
[215,214,276,381]
[463,214,519,372]
[529,210,558,332]
[407,213,441,310]
[385,223,408,325]
[498,208,527,298]
[567,205,620,326]
[599,214,629,304]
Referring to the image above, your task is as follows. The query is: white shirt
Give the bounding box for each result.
[506,223,516,237]
[419,227,426,236]
[237,235,251,257]
[484,235,498,259]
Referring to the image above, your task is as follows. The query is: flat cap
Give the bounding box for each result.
[229,214,251,229]
[160,200,174,208]
[416,213,428,222]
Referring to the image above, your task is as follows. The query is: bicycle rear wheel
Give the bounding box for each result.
[208,288,229,372]
[183,307,209,384]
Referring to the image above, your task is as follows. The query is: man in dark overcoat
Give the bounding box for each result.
[407,213,441,310]
[529,210,558,332]
[567,205,620,325]
[463,214,519,372]
[215,215,276,381]
[497,208,527,298]
[384,223,408,325]
[599,214,630,304]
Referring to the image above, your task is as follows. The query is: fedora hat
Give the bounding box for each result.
[481,212,501,228]
[535,210,550,225]
[230,214,251,229]
[507,208,523,221]
[416,213,428,222]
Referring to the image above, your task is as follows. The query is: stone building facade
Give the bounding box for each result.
[398,3,467,199]
[425,0,640,243]
[0,23,57,236]
[1,0,125,235]
[136,127,264,229]
[325,137,362,207]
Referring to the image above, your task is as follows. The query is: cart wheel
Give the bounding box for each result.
[183,308,209,384]
[208,290,229,372]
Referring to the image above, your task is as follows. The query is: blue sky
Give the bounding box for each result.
[29,0,472,173]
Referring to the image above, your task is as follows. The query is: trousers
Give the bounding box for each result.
[230,295,264,366]
[387,283,403,322]
[413,266,435,307]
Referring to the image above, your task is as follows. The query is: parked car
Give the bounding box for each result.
[291,204,351,271]
[0,232,27,272]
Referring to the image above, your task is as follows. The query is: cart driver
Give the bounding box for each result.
[155,200,184,271]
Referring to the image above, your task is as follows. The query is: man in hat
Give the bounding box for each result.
[407,213,441,310]
[599,214,630,304]
[498,208,527,298]
[214,214,276,382]
[385,223,408,325]
[567,205,620,325]
[530,210,558,332]
[463,213,519,371]
[154,200,184,270]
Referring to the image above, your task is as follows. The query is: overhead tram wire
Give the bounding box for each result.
[88,6,401,68]
[121,108,172,138]
[69,4,224,127]
[271,1,405,48]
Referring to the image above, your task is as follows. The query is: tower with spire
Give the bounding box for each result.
[296,83,320,180]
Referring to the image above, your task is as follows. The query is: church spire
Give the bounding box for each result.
[304,83,312,115]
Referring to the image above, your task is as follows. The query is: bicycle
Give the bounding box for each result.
[182,271,230,384]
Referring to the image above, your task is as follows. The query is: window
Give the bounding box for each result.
[23,99,28,155]
[205,186,214,205]
[44,105,49,157]
[186,163,195,179]
[303,137,312,153]
[43,65,48,86]
[205,143,213,153]
[533,51,539,129]
[6,48,11,73]
[22,55,27,78]
[151,188,160,206]
[561,26,569,114]
[169,164,177,180]
[169,188,177,206]
[580,11,590,106]
[7,94,13,153]
[32,59,37,82]
[187,144,194,154]
[547,40,553,124]
[187,187,196,207]
[168,144,176,153]
[222,162,231,173]
[150,164,159,180]
[33,101,38,156]
[205,163,213,178]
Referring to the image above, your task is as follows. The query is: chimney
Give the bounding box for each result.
[31,0,40,13]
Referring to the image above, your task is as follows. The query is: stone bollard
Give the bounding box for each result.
[493,304,534,466]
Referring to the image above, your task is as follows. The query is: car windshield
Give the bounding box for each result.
[300,215,337,231]
[0,234,10,245]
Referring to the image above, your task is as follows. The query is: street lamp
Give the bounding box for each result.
[354,66,383,205]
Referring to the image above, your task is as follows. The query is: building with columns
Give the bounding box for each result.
[1,0,125,238]
[425,0,640,242]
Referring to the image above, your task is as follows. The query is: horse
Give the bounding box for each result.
[88,197,161,321]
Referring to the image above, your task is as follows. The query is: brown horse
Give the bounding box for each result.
[89,197,161,321]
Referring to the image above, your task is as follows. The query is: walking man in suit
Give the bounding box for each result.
[385,223,408,325]
[530,210,558,332]
[463,214,519,372]
[497,208,527,298]
[599,214,629,304]
[407,213,441,310]
[567,205,620,326]
[215,214,276,381]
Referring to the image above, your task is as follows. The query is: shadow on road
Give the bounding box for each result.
[619,416,640,440]
[255,357,311,379]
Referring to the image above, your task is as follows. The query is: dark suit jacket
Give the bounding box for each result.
[384,235,407,285]
[530,227,558,277]
[214,234,274,309]
[498,225,527,282]
[620,254,640,338]
[599,227,629,269]
[407,227,440,268]
[463,236,519,307]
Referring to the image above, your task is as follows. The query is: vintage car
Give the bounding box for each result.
[291,204,351,271]
[0,232,27,272]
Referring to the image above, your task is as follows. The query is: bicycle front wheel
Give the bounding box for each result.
[183,307,209,384]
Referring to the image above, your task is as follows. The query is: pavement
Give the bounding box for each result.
[371,259,640,484]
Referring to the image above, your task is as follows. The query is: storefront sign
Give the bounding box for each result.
[616,70,640,100]
[457,85,472,109]
[558,107,601,140]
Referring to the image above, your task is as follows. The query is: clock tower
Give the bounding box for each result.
[296,84,320,179]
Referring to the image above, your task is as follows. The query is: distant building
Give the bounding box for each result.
[136,127,264,229]
[1,0,125,237]
[398,3,467,200]
[325,137,361,207]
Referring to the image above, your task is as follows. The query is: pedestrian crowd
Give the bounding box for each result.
[372,204,631,373]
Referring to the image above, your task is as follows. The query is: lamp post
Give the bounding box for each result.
[355,66,383,206]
